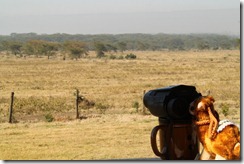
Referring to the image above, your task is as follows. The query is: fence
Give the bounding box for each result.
[0,89,147,123]
[1,90,93,123]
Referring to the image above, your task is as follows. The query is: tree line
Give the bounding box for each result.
[0,39,126,59]
[0,33,240,59]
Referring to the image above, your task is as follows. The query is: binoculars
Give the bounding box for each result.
[143,85,202,160]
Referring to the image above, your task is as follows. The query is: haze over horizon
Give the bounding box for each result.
[0,0,240,36]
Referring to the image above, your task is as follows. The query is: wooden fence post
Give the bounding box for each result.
[76,89,79,119]
[9,92,14,123]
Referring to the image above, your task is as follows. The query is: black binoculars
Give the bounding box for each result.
[143,85,202,160]
[143,85,202,120]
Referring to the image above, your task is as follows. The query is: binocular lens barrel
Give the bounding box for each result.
[143,85,201,120]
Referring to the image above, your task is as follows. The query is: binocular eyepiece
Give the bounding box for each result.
[143,85,202,120]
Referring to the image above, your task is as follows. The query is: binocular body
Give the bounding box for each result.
[143,85,202,160]
[143,85,201,120]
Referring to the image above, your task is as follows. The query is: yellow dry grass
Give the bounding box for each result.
[0,50,240,160]
[0,114,158,160]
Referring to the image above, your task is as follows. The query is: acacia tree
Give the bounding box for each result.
[0,41,23,56]
[41,42,59,59]
[10,42,22,55]
[22,40,59,58]
[105,44,117,54]
[63,41,88,60]
[93,42,107,58]
[23,40,45,57]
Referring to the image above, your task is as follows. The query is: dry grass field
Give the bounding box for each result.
[0,50,240,160]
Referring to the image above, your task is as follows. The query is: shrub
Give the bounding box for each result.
[109,54,116,59]
[118,55,124,60]
[220,103,229,117]
[45,113,54,122]
[132,101,139,113]
[108,54,124,60]
[125,53,137,59]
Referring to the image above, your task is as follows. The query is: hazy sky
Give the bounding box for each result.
[0,0,240,35]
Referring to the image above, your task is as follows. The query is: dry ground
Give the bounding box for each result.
[0,50,240,160]
[0,114,158,160]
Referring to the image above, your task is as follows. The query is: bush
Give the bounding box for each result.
[109,54,124,60]
[118,55,124,60]
[132,101,139,113]
[125,53,137,59]
[220,103,229,117]
[109,54,116,59]
[45,113,54,122]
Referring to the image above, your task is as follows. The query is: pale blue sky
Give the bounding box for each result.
[0,0,240,35]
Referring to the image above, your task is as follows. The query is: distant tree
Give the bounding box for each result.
[0,41,10,52]
[63,41,88,60]
[197,41,210,50]
[136,41,148,50]
[23,40,45,57]
[41,42,59,59]
[0,41,23,55]
[0,43,3,51]
[117,42,127,52]
[105,44,117,54]
[219,41,231,50]
[236,38,240,50]
[9,41,23,56]
[0,33,240,51]
[168,38,184,50]
[94,42,107,58]
[23,41,34,56]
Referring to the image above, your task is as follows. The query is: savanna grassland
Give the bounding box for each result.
[0,50,240,160]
